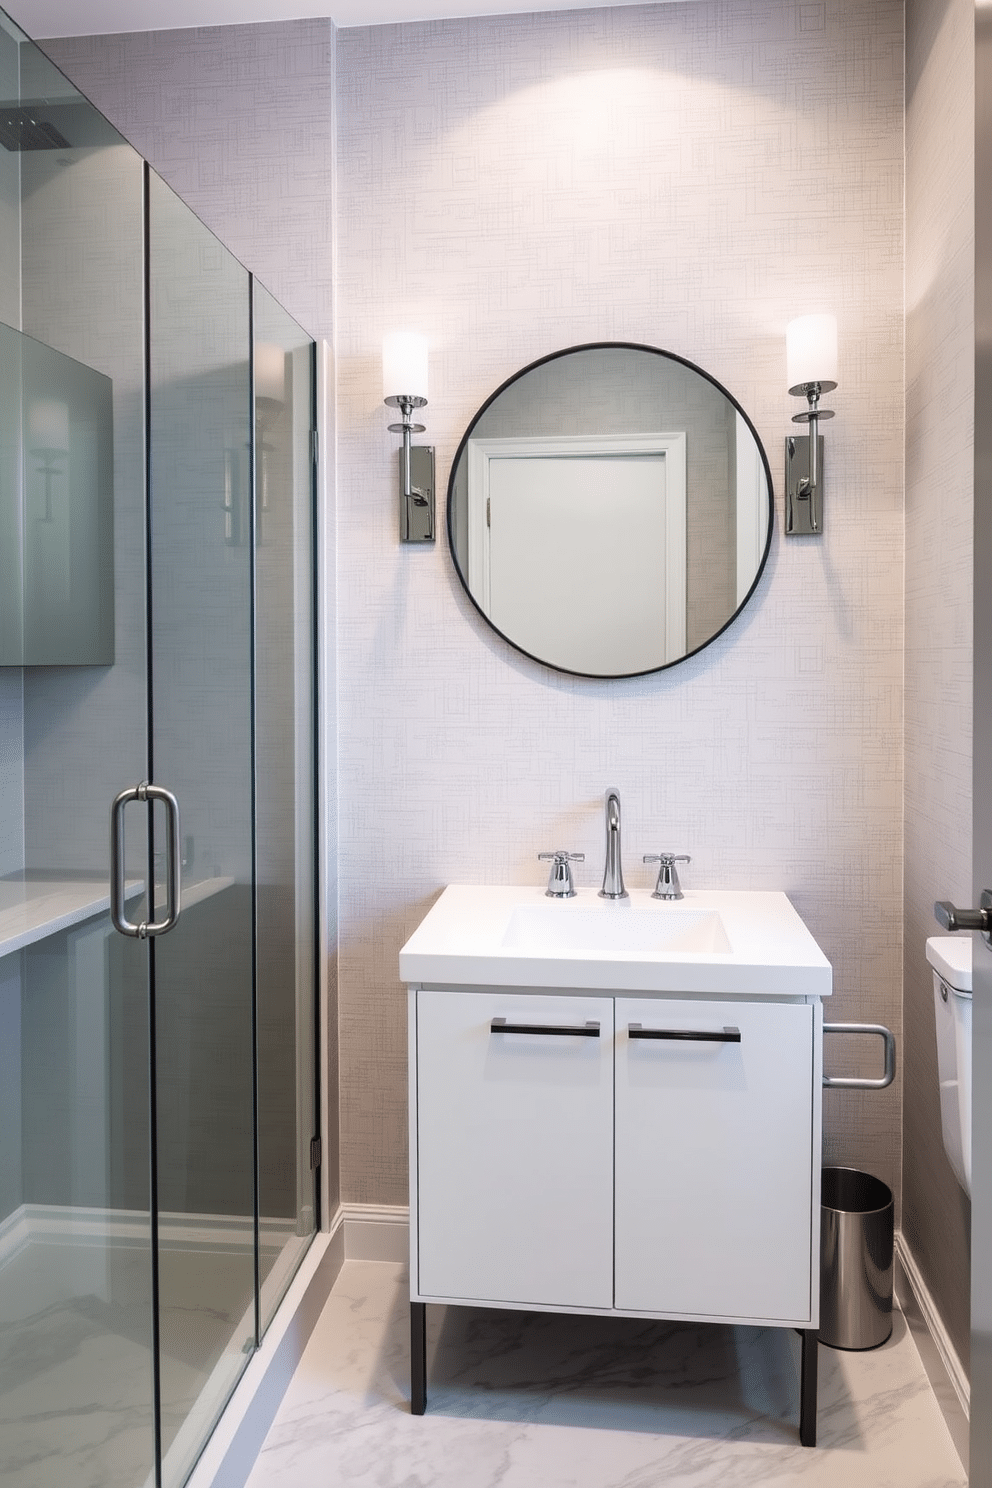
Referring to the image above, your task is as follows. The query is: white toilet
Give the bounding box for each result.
[926,936,973,1196]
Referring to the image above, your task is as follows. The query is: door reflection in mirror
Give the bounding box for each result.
[448,344,773,679]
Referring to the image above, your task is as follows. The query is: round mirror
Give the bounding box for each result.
[447,342,773,679]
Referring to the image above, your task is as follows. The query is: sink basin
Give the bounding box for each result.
[501,903,731,955]
[399,885,832,997]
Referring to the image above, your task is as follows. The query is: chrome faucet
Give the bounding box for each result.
[599,788,628,900]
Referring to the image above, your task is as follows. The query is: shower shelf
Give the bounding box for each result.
[0,875,144,958]
[0,872,234,959]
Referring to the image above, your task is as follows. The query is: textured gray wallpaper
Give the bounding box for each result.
[336,0,905,1206]
[904,0,974,1375]
[46,3,906,1227]
[43,19,335,341]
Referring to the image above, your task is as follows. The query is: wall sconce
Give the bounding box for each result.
[785,314,837,536]
[29,398,69,524]
[383,331,435,544]
[255,341,286,415]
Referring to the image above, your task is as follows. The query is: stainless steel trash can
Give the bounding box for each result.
[819,1167,893,1350]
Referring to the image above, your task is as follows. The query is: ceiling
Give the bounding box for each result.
[6,0,687,38]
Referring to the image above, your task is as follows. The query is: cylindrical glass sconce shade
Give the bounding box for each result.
[29,398,70,453]
[383,331,428,402]
[786,314,838,391]
[255,342,286,404]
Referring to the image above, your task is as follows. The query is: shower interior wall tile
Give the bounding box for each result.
[0,954,22,1224]
[0,13,23,880]
[336,0,906,1205]
[0,15,24,1237]
[903,0,975,1373]
[19,136,148,873]
[0,672,24,877]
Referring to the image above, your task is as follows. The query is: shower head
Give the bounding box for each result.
[0,106,71,151]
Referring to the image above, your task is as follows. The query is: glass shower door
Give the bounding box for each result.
[146,172,256,1488]
[252,281,318,1334]
[0,14,155,1488]
[1,14,320,1485]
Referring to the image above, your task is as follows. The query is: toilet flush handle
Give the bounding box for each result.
[934,890,992,948]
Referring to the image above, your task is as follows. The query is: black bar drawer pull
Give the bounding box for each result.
[628,1022,741,1043]
[490,1017,601,1037]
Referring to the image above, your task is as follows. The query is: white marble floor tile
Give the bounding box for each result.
[0,1234,288,1488]
[245,1260,967,1488]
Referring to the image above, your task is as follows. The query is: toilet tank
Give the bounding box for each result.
[926,936,972,1197]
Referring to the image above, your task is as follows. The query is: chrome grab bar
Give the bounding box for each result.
[110,781,182,939]
[822,1023,895,1090]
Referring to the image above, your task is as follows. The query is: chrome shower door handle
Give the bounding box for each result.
[110,781,182,938]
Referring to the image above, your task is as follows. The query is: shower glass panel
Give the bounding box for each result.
[252,282,318,1335]
[0,11,320,1486]
[0,12,154,1488]
[147,171,257,1488]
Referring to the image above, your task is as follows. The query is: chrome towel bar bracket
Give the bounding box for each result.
[822,1023,895,1090]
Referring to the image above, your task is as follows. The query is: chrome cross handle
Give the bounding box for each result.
[538,851,585,899]
[644,853,691,901]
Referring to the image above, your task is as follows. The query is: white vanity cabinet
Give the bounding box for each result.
[613,996,816,1321]
[410,986,822,1328]
[415,989,614,1309]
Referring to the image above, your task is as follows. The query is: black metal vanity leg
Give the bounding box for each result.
[410,1301,427,1415]
[799,1328,818,1447]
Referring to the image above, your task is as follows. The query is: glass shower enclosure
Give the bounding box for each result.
[0,13,319,1488]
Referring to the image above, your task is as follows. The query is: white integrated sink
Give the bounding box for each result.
[399,884,832,997]
[501,903,731,955]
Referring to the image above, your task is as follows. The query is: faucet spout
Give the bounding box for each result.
[599,788,628,900]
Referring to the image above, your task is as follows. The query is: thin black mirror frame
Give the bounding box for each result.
[446,340,775,680]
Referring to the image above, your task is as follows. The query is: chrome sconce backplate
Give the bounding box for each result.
[785,378,835,536]
[786,431,824,535]
[401,444,435,543]
[386,393,435,544]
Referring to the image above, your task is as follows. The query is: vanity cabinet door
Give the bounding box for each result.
[416,989,614,1309]
[614,997,814,1322]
